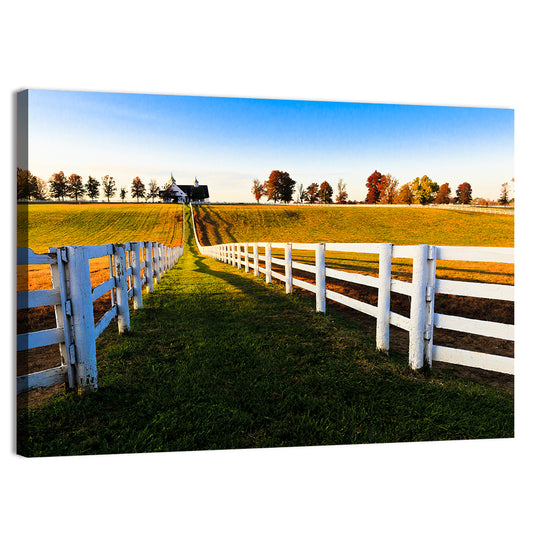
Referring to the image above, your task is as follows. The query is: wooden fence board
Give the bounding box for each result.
[435,279,514,301]
[434,313,514,341]
[17,288,61,310]
[17,247,57,265]
[436,246,514,263]
[389,311,410,331]
[292,260,317,274]
[432,345,514,374]
[293,277,317,293]
[17,327,65,351]
[325,267,379,287]
[390,278,412,295]
[17,365,68,394]
[92,277,116,302]
[86,244,113,259]
[325,289,378,317]
[95,306,118,339]
[326,243,380,254]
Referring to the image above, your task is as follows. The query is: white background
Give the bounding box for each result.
[2,1,531,531]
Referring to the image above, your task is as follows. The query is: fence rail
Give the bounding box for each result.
[191,206,514,375]
[17,212,185,395]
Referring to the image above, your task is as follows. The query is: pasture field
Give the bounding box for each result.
[18,203,184,253]
[193,204,514,247]
[17,203,183,291]
[193,204,514,286]
[18,209,513,456]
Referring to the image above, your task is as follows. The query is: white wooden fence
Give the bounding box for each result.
[191,207,514,375]
[17,239,184,395]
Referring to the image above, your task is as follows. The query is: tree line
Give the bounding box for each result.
[363,171,513,206]
[251,170,514,206]
[252,171,348,205]
[17,169,163,203]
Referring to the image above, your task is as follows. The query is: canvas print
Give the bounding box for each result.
[16,90,514,457]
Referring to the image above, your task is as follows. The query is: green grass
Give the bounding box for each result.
[17,208,513,456]
[193,204,514,247]
[17,203,183,253]
[194,205,514,286]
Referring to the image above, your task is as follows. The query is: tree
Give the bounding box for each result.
[435,182,452,204]
[305,182,320,204]
[264,170,295,203]
[296,183,306,203]
[102,175,116,202]
[379,173,398,204]
[365,170,383,203]
[396,183,413,204]
[34,177,48,200]
[160,187,173,202]
[318,181,333,203]
[67,174,85,201]
[86,176,100,201]
[148,180,160,202]
[17,168,37,200]
[498,182,511,205]
[335,179,348,204]
[49,171,69,201]
[456,182,472,204]
[411,175,439,204]
[251,178,265,203]
[120,187,127,202]
[131,176,146,202]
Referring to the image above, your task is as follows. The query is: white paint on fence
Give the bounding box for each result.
[376,243,392,352]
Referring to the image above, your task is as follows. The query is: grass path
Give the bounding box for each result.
[18,208,513,456]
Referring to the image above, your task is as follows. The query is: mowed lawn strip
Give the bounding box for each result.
[18,209,513,456]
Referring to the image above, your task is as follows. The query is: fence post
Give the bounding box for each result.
[266,243,272,283]
[315,243,326,313]
[49,247,75,389]
[157,243,162,277]
[153,243,161,284]
[131,241,143,310]
[409,244,428,369]
[146,242,154,293]
[237,244,241,269]
[285,243,292,294]
[66,246,98,393]
[244,243,249,273]
[114,243,131,334]
[424,246,437,367]
[253,243,259,276]
[108,254,116,307]
[376,243,392,352]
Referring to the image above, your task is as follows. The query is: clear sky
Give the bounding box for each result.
[27,89,514,203]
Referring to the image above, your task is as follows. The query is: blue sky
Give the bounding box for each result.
[27,89,514,202]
